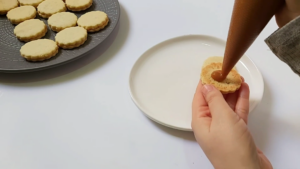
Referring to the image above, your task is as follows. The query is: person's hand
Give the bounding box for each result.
[275,0,300,27]
[192,81,272,169]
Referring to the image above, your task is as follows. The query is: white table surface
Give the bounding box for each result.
[1,0,300,168]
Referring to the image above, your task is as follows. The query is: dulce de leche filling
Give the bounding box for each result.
[211,70,226,82]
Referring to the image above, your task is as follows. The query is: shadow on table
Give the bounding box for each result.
[0,4,129,86]
[248,80,274,150]
[148,119,196,142]
[148,79,300,146]
[249,80,300,151]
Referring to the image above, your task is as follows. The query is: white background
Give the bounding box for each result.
[1,0,300,168]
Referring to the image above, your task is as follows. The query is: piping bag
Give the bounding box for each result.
[212,0,284,82]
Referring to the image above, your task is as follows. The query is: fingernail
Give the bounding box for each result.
[202,85,214,95]
[241,76,245,82]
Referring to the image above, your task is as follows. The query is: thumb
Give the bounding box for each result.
[201,85,233,120]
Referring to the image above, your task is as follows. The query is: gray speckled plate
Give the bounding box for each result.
[0,0,120,73]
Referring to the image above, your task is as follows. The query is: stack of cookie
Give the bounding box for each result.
[0,0,109,62]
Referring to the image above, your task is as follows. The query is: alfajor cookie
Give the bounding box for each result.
[77,11,109,32]
[37,0,66,18]
[48,12,77,32]
[0,0,19,15]
[201,58,242,94]
[7,6,37,25]
[14,19,47,42]
[18,0,44,8]
[65,0,92,12]
[55,26,87,49]
[20,39,59,61]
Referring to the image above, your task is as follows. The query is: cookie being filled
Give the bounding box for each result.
[201,57,242,94]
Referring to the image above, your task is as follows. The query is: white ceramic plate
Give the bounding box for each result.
[129,35,264,131]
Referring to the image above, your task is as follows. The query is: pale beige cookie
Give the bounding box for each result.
[55,27,87,49]
[77,11,109,32]
[18,0,44,8]
[20,39,58,61]
[201,62,242,94]
[37,0,66,18]
[0,0,19,15]
[65,0,92,12]
[48,12,77,32]
[7,6,37,25]
[14,19,47,42]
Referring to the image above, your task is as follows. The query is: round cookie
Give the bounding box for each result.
[48,12,77,32]
[77,11,109,32]
[14,19,47,42]
[65,0,93,12]
[37,0,66,18]
[201,62,242,94]
[7,6,37,25]
[0,0,19,15]
[55,27,87,49]
[20,39,59,61]
[18,0,45,8]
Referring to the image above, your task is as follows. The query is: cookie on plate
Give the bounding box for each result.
[77,11,109,32]
[37,0,66,18]
[48,12,77,32]
[0,0,19,15]
[14,19,47,42]
[55,27,87,49]
[65,0,92,12]
[7,6,37,25]
[20,39,59,61]
[201,58,242,94]
[18,0,45,8]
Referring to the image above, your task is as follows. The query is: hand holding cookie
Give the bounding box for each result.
[192,80,273,169]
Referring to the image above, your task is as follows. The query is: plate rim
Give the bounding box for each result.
[129,34,264,131]
[0,0,120,73]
